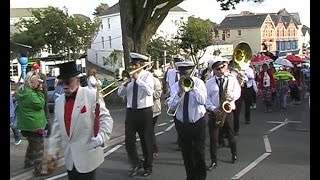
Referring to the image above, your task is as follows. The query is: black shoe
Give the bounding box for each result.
[142,169,152,177]
[206,162,217,171]
[128,165,142,177]
[232,155,238,164]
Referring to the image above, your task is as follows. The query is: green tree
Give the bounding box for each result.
[93,3,109,16]
[176,16,216,66]
[119,0,264,68]
[147,36,180,68]
[12,6,100,59]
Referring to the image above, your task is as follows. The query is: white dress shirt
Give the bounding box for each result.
[166,68,179,90]
[229,69,248,86]
[118,70,154,109]
[205,73,241,112]
[244,67,255,88]
[167,76,207,123]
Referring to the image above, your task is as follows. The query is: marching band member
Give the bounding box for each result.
[117,52,155,177]
[228,60,248,135]
[167,60,207,180]
[47,61,114,180]
[205,57,241,171]
[165,55,185,151]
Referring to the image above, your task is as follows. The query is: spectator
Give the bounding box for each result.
[10,87,21,145]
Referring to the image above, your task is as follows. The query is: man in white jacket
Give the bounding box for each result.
[47,61,113,180]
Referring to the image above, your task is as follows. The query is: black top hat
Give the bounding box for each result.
[57,61,81,80]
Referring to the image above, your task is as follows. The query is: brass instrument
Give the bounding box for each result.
[232,43,252,86]
[216,75,232,127]
[99,61,154,97]
[166,66,196,116]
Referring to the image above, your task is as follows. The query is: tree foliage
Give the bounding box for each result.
[11,6,100,59]
[93,3,109,16]
[147,36,180,67]
[176,16,216,65]
[119,0,264,68]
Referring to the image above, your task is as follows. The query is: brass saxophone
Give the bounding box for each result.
[216,76,233,127]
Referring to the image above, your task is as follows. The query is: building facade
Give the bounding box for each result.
[87,3,189,72]
[218,9,303,58]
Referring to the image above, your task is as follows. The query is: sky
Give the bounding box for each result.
[10,0,310,27]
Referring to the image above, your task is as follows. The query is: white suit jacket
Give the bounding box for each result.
[48,86,113,173]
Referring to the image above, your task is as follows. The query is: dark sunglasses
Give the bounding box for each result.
[215,64,226,71]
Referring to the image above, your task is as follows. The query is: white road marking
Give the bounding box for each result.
[266,121,284,124]
[169,119,174,123]
[104,144,123,157]
[263,135,272,153]
[231,153,271,180]
[165,123,175,132]
[268,118,289,132]
[157,123,168,127]
[45,173,68,180]
[155,131,165,136]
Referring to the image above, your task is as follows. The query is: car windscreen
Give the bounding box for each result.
[47,79,56,91]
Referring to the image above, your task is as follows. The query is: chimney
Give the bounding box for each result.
[241,11,252,16]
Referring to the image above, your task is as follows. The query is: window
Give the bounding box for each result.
[107,18,110,29]
[226,30,230,38]
[238,30,241,36]
[276,29,279,37]
[10,62,18,76]
[281,42,285,51]
[109,36,112,48]
[101,37,104,49]
[286,41,290,50]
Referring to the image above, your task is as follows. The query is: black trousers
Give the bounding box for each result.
[175,117,207,180]
[67,165,96,180]
[233,87,252,132]
[125,107,154,170]
[174,117,182,148]
[208,112,237,163]
[152,116,159,153]
[251,86,256,104]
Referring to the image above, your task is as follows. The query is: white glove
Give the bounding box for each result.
[90,135,103,148]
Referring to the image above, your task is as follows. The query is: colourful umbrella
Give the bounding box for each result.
[274,57,294,67]
[251,54,273,65]
[285,55,302,63]
[273,70,295,81]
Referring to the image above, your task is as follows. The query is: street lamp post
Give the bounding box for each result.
[18,55,28,80]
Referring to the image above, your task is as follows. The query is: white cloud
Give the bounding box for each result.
[10,0,309,26]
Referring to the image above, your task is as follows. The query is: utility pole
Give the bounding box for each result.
[163,50,166,72]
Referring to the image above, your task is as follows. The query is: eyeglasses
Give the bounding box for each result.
[62,77,76,85]
[215,64,226,71]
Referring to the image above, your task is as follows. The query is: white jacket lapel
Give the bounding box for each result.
[69,87,84,139]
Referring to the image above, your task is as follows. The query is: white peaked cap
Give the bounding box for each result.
[129,52,149,61]
[209,56,229,68]
[175,61,194,67]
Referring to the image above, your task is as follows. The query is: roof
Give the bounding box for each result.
[220,9,302,29]
[219,14,268,29]
[301,25,310,36]
[10,8,46,18]
[98,2,187,16]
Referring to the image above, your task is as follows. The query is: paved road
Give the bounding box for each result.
[15,94,310,180]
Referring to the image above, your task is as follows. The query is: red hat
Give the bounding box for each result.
[32,63,40,69]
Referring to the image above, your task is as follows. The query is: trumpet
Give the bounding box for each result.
[166,66,196,116]
[99,61,154,97]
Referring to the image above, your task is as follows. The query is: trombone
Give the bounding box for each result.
[99,61,154,98]
[166,66,196,116]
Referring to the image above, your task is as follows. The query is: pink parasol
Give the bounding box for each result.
[285,55,302,63]
[250,54,273,66]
